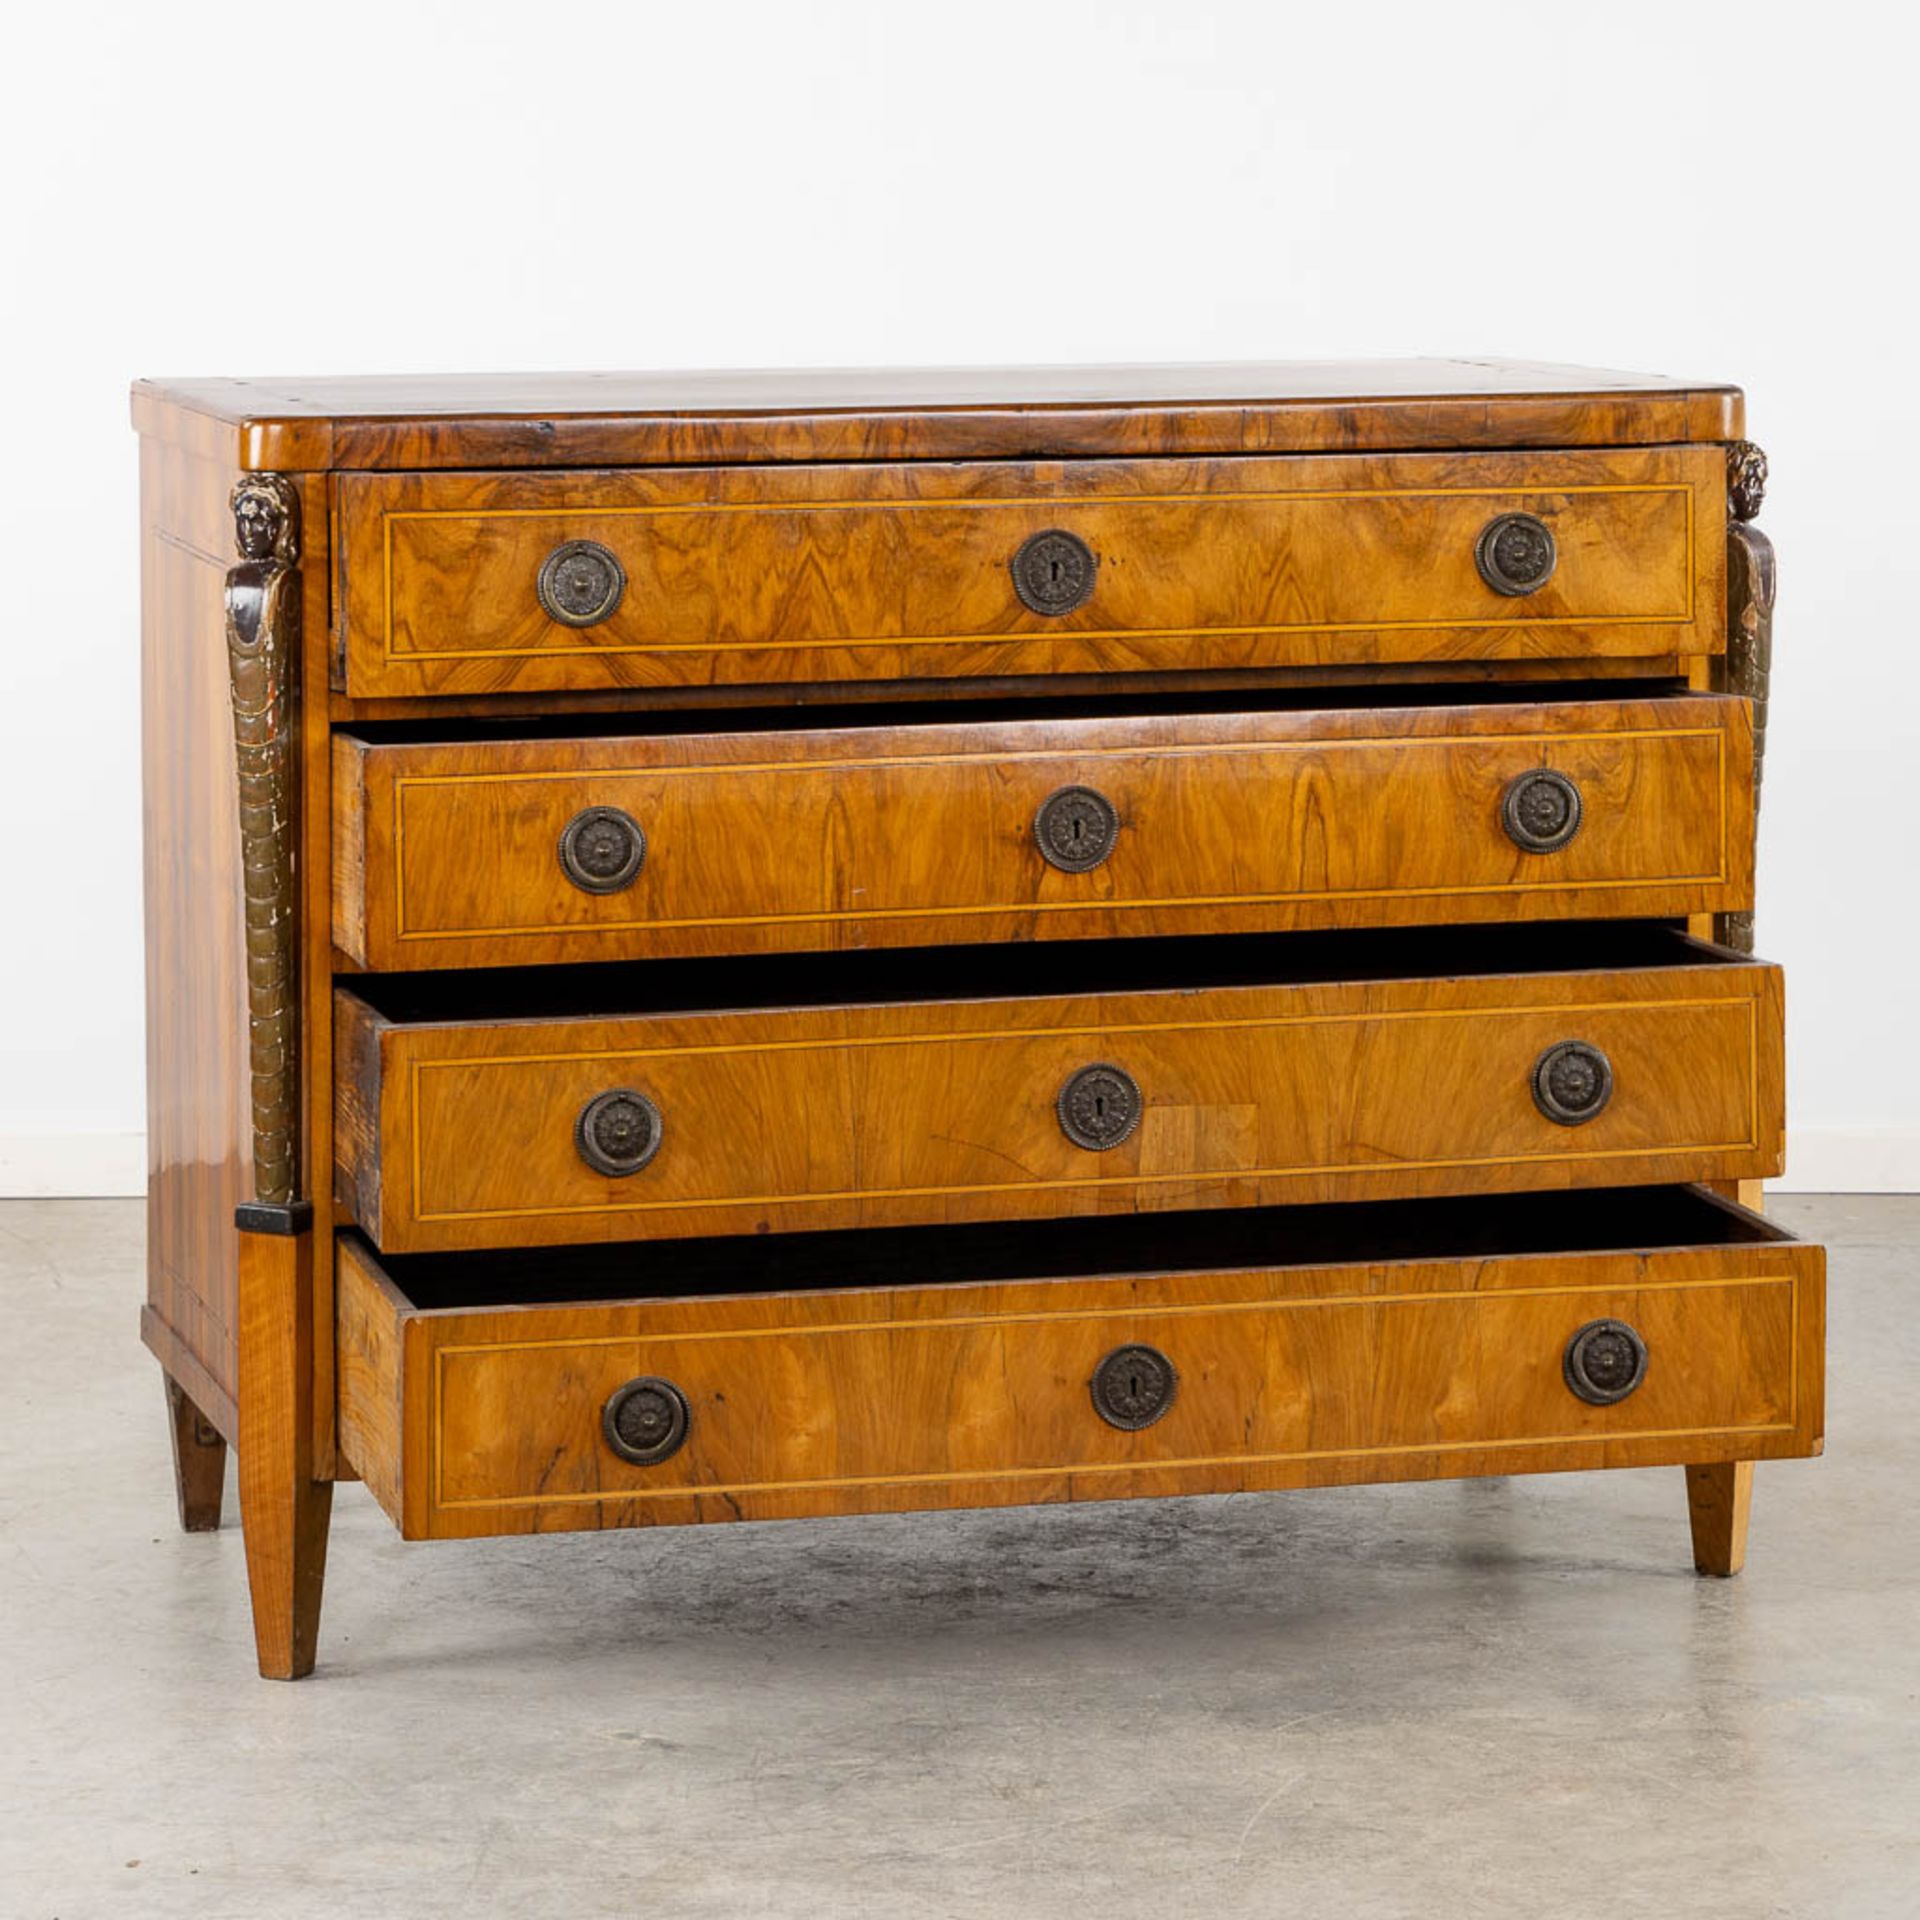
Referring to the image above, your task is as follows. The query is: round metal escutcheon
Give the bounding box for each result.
[575,1087,664,1177]
[1091,1343,1179,1431]
[602,1375,691,1464]
[1531,1041,1614,1126]
[1562,1319,1649,1406]
[1057,1063,1143,1152]
[1474,513,1558,597]
[1010,529,1098,616]
[1501,768,1584,854]
[536,539,627,627]
[1034,785,1119,873]
[558,805,647,894]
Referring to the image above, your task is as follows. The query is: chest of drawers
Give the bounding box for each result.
[131,362,1819,1679]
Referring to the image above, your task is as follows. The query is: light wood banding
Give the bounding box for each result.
[333,1189,1822,1541]
[334,693,1752,970]
[334,938,1786,1254]
[334,448,1725,699]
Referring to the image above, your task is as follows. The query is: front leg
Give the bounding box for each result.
[226,476,331,1677]
[1685,1461,1754,1576]
[238,1219,332,1678]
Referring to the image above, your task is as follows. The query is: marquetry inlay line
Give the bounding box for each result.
[429,1270,1799,1359]
[377,481,1700,659]
[388,721,1732,939]
[387,615,1700,664]
[398,984,1765,1220]
[384,479,1696,522]
[408,1141,1769,1226]
[1791,1267,1801,1419]
[392,872,1737,944]
[429,1420,1798,1515]
[409,991,1757,1071]
[388,723,1728,790]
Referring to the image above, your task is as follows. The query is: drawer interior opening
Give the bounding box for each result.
[342,920,1745,1026]
[357,1185,1793,1315]
[337,677,1695,746]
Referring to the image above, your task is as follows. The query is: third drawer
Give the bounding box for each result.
[332,690,1753,970]
[333,923,1785,1254]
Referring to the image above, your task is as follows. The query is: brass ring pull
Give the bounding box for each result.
[602,1376,691,1463]
[575,1087,664,1176]
[1531,1041,1613,1126]
[1475,513,1557,596]
[1501,770,1582,853]
[558,806,646,893]
[1563,1320,1648,1405]
[536,539,626,626]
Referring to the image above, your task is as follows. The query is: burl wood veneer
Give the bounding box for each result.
[132,361,1812,1678]
[333,692,1753,970]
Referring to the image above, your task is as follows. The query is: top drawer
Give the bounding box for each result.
[332,448,1727,699]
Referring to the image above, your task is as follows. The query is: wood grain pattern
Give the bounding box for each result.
[138,435,250,1422]
[333,1199,1822,1540]
[333,693,1753,970]
[131,359,1744,472]
[295,473,343,1477]
[164,1375,227,1533]
[134,359,1813,1664]
[335,946,1786,1253]
[335,1239,404,1524]
[236,1229,332,1679]
[334,448,1726,698]
[1686,1458,1756,1574]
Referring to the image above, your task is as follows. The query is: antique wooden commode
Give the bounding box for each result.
[132,363,1819,1678]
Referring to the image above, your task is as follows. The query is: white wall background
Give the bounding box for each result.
[0,0,1914,1194]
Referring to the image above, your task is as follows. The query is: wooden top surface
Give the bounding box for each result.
[131,359,1743,472]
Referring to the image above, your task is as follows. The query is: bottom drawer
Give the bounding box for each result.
[336,1187,1824,1541]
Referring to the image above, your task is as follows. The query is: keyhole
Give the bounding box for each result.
[1070,815,1083,843]
[1128,1368,1142,1401]
[1050,557,1063,584]
[1093,1094,1107,1122]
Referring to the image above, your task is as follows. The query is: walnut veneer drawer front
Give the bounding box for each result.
[333,1188,1823,1541]
[333,929,1784,1253]
[332,447,1725,698]
[332,694,1753,970]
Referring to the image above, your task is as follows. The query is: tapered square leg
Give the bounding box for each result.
[163,1375,228,1532]
[237,1225,332,1679]
[1685,1461,1754,1576]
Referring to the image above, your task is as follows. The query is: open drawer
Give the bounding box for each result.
[335,1185,1824,1541]
[332,687,1754,970]
[334,923,1787,1253]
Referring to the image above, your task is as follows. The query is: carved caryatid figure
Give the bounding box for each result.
[225,475,302,1208]
[1719,443,1774,955]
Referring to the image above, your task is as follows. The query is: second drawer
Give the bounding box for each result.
[333,692,1753,969]
[333,924,1785,1253]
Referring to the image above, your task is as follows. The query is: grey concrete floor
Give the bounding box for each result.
[1,1196,1915,1919]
